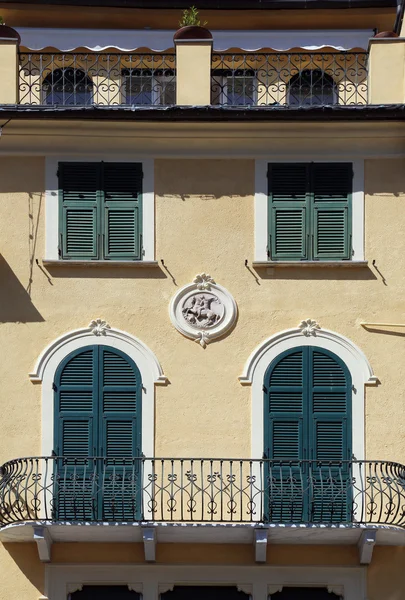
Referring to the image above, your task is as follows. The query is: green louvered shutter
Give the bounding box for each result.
[103,163,142,260]
[312,163,352,260]
[309,348,352,522]
[264,349,306,522]
[264,347,352,524]
[99,346,142,520]
[54,347,98,520]
[268,164,309,260]
[59,163,100,259]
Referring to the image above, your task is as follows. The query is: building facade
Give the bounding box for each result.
[1,1,405,599]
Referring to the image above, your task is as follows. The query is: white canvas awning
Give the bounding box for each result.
[16,28,373,52]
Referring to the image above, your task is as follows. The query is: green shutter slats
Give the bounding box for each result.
[272,421,301,460]
[313,351,346,386]
[313,393,347,413]
[61,420,92,456]
[54,345,142,522]
[268,162,352,261]
[313,207,349,259]
[103,163,142,260]
[313,163,352,202]
[59,391,93,412]
[60,349,94,386]
[270,163,308,202]
[59,163,100,260]
[103,392,136,412]
[269,393,302,413]
[59,162,143,261]
[105,421,134,458]
[315,420,344,461]
[105,207,140,259]
[103,351,137,385]
[270,351,303,386]
[268,164,309,260]
[273,208,307,259]
[103,162,143,201]
[264,347,352,523]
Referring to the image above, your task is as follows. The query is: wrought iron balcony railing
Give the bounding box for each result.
[18,52,176,107]
[0,458,404,527]
[211,52,368,107]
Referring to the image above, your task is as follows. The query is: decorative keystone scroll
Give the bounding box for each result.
[170,274,237,348]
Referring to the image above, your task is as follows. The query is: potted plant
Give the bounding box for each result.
[0,17,21,44]
[173,6,212,42]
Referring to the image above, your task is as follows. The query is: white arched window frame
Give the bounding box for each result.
[239,326,377,462]
[29,324,167,458]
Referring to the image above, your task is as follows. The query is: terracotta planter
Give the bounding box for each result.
[373,31,399,38]
[0,25,21,44]
[173,25,212,42]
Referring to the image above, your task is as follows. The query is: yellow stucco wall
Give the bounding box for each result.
[2,156,405,461]
[1,153,405,598]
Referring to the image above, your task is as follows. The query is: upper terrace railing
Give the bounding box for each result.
[18,52,176,106]
[16,51,368,108]
[0,457,404,526]
[212,52,368,107]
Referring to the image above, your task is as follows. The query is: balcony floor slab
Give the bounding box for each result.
[0,521,405,546]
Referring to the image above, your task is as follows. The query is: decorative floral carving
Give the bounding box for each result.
[299,318,321,336]
[88,319,111,336]
[196,331,210,348]
[182,293,223,329]
[193,273,215,290]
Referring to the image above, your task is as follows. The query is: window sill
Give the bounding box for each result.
[42,259,159,268]
[252,261,369,268]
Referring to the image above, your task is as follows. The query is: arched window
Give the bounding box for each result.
[42,68,93,105]
[263,346,352,523]
[53,344,142,520]
[288,69,336,106]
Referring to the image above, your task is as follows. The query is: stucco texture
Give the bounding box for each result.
[1,156,405,598]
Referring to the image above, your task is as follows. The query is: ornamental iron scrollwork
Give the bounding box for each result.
[0,457,405,527]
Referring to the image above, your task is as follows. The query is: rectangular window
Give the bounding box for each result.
[58,162,143,260]
[122,69,176,106]
[211,70,256,106]
[268,162,352,261]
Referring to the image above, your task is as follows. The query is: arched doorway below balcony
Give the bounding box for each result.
[263,346,352,523]
[53,344,142,521]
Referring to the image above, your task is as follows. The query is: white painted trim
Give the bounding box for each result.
[45,564,367,600]
[239,326,377,462]
[29,325,167,457]
[45,156,155,262]
[33,526,52,562]
[254,158,365,262]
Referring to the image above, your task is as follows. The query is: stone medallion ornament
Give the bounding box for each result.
[169,273,237,348]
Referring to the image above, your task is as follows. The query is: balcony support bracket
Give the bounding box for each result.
[358,529,377,564]
[142,527,156,562]
[33,526,52,562]
[254,528,268,563]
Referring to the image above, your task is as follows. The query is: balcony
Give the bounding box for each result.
[18,52,176,107]
[16,51,368,109]
[1,457,405,551]
[211,52,368,107]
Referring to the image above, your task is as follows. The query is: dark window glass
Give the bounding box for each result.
[288,69,336,106]
[43,68,93,106]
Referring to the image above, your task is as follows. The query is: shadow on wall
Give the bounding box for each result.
[2,543,45,596]
[253,265,378,282]
[0,256,44,322]
[155,159,254,200]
